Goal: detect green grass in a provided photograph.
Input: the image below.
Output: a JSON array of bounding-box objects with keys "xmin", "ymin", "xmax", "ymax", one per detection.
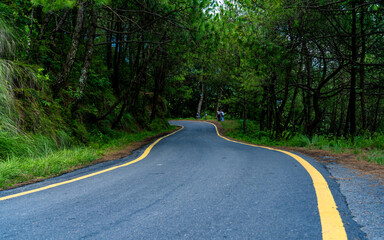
[
  {"xmin": 0, "ymin": 126, "xmax": 177, "ymax": 190},
  {"xmin": 0, "ymin": 148, "xmax": 99, "ymax": 188},
  {"xmin": 221, "ymin": 119, "xmax": 384, "ymax": 165}
]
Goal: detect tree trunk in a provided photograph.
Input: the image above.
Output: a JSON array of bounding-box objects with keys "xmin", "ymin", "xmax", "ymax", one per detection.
[
  {"xmin": 112, "ymin": 99, "xmax": 127, "ymax": 129},
  {"xmin": 330, "ymin": 98, "xmax": 338, "ymax": 134},
  {"xmin": 303, "ymin": 40, "xmax": 313, "ymax": 134},
  {"xmin": 275, "ymin": 67, "xmax": 291, "ymax": 138},
  {"xmin": 196, "ymin": 69, "xmax": 204, "ymax": 115},
  {"xmin": 260, "ymin": 85, "xmax": 267, "ymax": 131},
  {"xmin": 150, "ymin": 53, "xmax": 166, "ymax": 122},
  {"xmin": 337, "ymin": 102, "xmax": 344, "ymax": 137},
  {"xmin": 283, "ymin": 85, "xmax": 298, "ymax": 131},
  {"xmin": 243, "ymin": 99, "xmax": 247, "ymax": 134},
  {"xmin": 268, "ymin": 74, "xmax": 277, "ymax": 134},
  {"xmin": 372, "ymin": 95, "xmax": 381, "ymax": 131},
  {"xmin": 359, "ymin": 8, "xmax": 367, "ymax": 130},
  {"xmin": 307, "ymin": 90, "xmax": 322, "ymax": 136},
  {"xmin": 111, "ymin": 22, "xmax": 122, "ymax": 96},
  {"xmin": 76, "ymin": 3, "xmax": 98, "ymax": 102},
  {"xmin": 106, "ymin": 12, "xmax": 113, "ymax": 70},
  {"xmin": 216, "ymin": 86, "xmax": 223, "ymax": 113},
  {"xmin": 52, "ymin": 1, "xmax": 85, "ymax": 95},
  {"xmin": 344, "ymin": 1, "xmax": 357, "ymax": 137}
]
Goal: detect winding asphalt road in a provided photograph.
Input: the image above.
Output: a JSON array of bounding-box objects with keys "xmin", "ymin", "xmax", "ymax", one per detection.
[{"xmin": 0, "ymin": 121, "xmax": 366, "ymax": 239}]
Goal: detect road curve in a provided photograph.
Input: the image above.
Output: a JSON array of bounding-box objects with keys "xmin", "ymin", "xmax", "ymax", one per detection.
[{"xmin": 0, "ymin": 121, "xmax": 365, "ymax": 239}]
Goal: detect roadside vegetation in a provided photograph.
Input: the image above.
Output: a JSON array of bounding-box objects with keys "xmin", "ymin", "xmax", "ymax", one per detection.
[
  {"xmin": 180, "ymin": 115, "xmax": 384, "ymax": 165},
  {"xmin": 0, "ymin": 120, "xmax": 174, "ymax": 190},
  {"xmin": 220, "ymin": 120, "xmax": 384, "ymax": 165}
]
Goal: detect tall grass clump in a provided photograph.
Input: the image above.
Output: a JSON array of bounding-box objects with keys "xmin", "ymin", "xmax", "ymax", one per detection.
[
  {"xmin": 0, "ymin": 17, "xmax": 19, "ymax": 133},
  {"xmin": 0, "ymin": 17, "xmax": 80, "ymax": 188},
  {"xmin": 0, "ymin": 16, "xmax": 64, "ymax": 161}
]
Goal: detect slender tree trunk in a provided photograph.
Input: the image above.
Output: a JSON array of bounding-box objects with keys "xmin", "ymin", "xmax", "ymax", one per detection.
[
  {"xmin": 337, "ymin": 101, "xmax": 345, "ymax": 137},
  {"xmin": 111, "ymin": 22, "xmax": 122, "ymax": 96},
  {"xmin": 303, "ymin": 40, "xmax": 313, "ymax": 134},
  {"xmin": 112, "ymin": 100, "xmax": 127, "ymax": 129},
  {"xmin": 106, "ymin": 12, "xmax": 113, "ymax": 70},
  {"xmin": 260, "ymin": 85, "xmax": 267, "ymax": 131},
  {"xmin": 243, "ymin": 100, "xmax": 247, "ymax": 134},
  {"xmin": 52, "ymin": 1, "xmax": 85, "ymax": 94},
  {"xmin": 76, "ymin": 3, "xmax": 98, "ymax": 102},
  {"xmin": 151, "ymin": 69, "xmax": 161, "ymax": 122},
  {"xmin": 330, "ymin": 98, "xmax": 338, "ymax": 134},
  {"xmin": 344, "ymin": 1, "xmax": 357, "ymax": 137},
  {"xmin": 283, "ymin": 85, "xmax": 298, "ymax": 131},
  {"xmin": 359, "ymin": 8, "xmax": 367, "ymax": 130},
  {"xmin": 276, "ymin": 67, "xmax": 291, "ymax": 137},
  {"xmin": 150, "ymin": 53, "xmax": 166, "ymax": 122},
  {"xmin": 267, "ymin": 81, "xmax": 275, "ymax": 131},
  {"xmin": 307, "ymin": 90, "xmax": 322, "ymax": 136},
  {"xmin": 269, "ymin": 75, "xmax": 277, "ymax": 134},
  {"xmin": 372, "ymin": 95, "xmax": 381, "ymax": 131},
  {"xmin": 216, "ymin": 86, "xmax": 223, "ymax": 113},
  {"xmin": 196, "ymin": 68, "xmax": 204, "ymax": 115}
]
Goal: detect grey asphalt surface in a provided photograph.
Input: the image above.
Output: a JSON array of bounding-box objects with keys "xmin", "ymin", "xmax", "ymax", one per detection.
[{"xmin": 0, "ymin": 121, "xmax": 367, "ymax": 239}]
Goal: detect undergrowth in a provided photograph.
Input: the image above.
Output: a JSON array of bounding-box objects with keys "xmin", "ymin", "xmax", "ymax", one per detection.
[
  {"xmin": 0, "ymin": 122, "xmax": 175, "ymax": 190},
  {"xmin": 222, "ymin": 120, "xmax": 384, "ymax": 165}
]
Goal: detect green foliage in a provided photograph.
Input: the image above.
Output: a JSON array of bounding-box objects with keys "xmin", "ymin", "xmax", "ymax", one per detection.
[
  {"xmin": 286, "ymin": 134, "xmax": 311, "ymax": 147},
  {"xmin": 148, "ymin": 118, "xmax": 171, "ymax": 131},
  {"xmin": 31, "ymin": 0, "xmax": 109, "ymax": 12},
  {"xmin": 31, "ymin": 0, "xmax": 76, "ymax": 11},
  {"xmin": 0, "ymin": 126, "xmax": 175, "ymax": 189},
  {"xmin": 222, "ymin": 119, "xmax": 384, "ymax": 165}
]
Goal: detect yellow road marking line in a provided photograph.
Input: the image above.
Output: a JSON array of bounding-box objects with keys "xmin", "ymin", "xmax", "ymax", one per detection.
[
  {"xmin": 206, "ymin": 121, "xmax": 347, "ymax": 240},
  {"xmin": 0, "ymin": 127, "xmax": 184, "ymax": 201}
]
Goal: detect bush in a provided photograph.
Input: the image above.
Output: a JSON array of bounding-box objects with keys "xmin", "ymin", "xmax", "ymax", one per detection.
[
  {"xmin": 287, "ymin": 134, "xmax": 310, "ymax": 147},
  {"xmin": 148, "ymin": 118, "xmax": 170, "ymax": 131}
]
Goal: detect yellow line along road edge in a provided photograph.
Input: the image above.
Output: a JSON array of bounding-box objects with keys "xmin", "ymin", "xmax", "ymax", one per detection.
[
  {"xmin": 0, "ymin": 126, "xmax": 184, "ymax": 202},
  {"xmin": 206, "ymin": 121, "xmax": 347, "ymax": 240}
]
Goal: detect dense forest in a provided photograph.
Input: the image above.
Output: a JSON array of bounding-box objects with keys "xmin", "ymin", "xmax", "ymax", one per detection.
[{"xmin": 0, "ymin": 0, "xmax": 384, "ymax": 187}]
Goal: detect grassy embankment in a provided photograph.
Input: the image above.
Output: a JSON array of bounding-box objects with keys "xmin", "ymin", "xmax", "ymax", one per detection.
[
  {"xmin": 220, "ymin": 120, "xmax": 384, "ymax": 165},
  {"xmin": 0, "ymin": 122, "xmax": 176, "ymax": 190}
]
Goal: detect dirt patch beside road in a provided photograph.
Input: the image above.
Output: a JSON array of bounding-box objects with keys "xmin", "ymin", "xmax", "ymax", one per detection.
[
  {"xmin": 98, "ymin": 127, "xmax": 182, "ymax": 162},
  {"xmin": 275, "ymin": 147, "xmax": 384, "ymax": 183}
]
